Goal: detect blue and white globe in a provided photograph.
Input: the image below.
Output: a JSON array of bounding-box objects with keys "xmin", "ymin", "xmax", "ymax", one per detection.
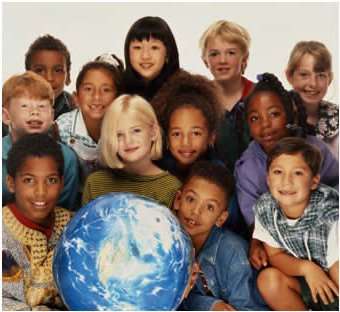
[{"xmin": 53, "ymin": 193, "xmax": 194, "ymax": 311}]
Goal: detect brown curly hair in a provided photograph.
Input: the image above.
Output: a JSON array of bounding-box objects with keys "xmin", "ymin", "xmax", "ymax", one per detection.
[{"xmin": 151, "ymin": 70, "xmax": 223, "ymax": 136}]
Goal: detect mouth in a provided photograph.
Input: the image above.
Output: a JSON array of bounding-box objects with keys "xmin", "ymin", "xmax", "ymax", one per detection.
[
  {"xmin": 279, "ymin": 190, "xmax": 296, "ymax": 196},
  {"xmin": 27, "ymin": 120, "xmax": 43, "ymax": 128},
  {"xmin": 184, "ymin": 217, "xmax": 200, "ymax": 228},
  {"xmin": 260, "ymin": 132, "xmax": 275, "ymax": 141},
  {"xmin": 303, "ymin": 89, "xmax": 319, "ymax": 97},
  {"xmin": 217, "ymin": 67, "xmax": 230, "ymax": 72},
  {"xmin": 178, "ymin": 150, "xmax": 196, "ymax": 158},
  {"xmin": 90, "ymin": 105, "xmax": 106, "ymax": 112},
  {"xmin": 31, "ymin": 201, "xmax": 48, "ymax": 209},
  {"xmin": 124, "ymin": 147, "xmax": 139, "ymax": 153},
  {"xmin": 140, "ymin": 63, "xmax": 153, "ymax": 69}
]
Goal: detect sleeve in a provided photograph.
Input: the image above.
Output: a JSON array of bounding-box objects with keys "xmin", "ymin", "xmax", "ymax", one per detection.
[
  {"xmin": 327, "ymin": 220, "xmax": 339, "ymax": 268},
  {"xmin": 218, "ymin": 241, "xmax": 268, "ymax": 311},
  {"xmin": 314, "ymin": 136, "xmax": 339, "ymax": 189},
  {"xmin": 234, "ymin": 162, "xmax": 262, "ymax": 227},
  {"xmin": 81, "ymin": 176, "xmax": 93, "ymax": 206},
  {"xmin": 181, "ymin": 285, "xmax": 223, "ymax": 311},
  {"xmin": 253, "ymin": 216, "xmax": 280, "ymax": 248},
  {"xmin": 59, "ymin": 144, "xmax": 79, "ymax": 211}
]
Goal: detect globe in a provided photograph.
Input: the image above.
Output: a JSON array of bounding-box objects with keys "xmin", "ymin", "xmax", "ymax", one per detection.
[{"xmin": 53, "ymin": 193, "xmax": 194, "ymax": 311}]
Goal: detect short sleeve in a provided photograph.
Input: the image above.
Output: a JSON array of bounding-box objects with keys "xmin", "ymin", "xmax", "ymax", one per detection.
[
  {"xmin": 253, "ymin": 216, "xmax": 280, "ymax": 248},
  {"xmin": 327, "ymin": 220, "xmax": 339, "ymax": 268}
]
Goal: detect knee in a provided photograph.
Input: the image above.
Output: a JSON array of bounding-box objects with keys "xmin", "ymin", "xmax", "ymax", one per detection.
[{"xmin": 257, "ymin": 267, "xmax": 284, "ymax": 297}]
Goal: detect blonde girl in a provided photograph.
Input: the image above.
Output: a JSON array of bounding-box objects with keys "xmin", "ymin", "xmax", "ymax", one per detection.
[
  {"xmin": 286, "ymin": 41, "xmax": 338, "ymax": 159},
  {"xmin": 82, "ymin": 94, "xmax": 181, "ymax": 208}
]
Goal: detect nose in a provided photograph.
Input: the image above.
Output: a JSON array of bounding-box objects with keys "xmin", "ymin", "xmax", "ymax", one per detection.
[
  {"xmin": 124, "ymin": 133, "xmax": 133, "ymax": 145},
  {"xmin": 181, "ymin": 133, "xmax": 191, "ymax": 146},
  {"xmin": 308, "ymin": 74, "xmax": 317, "ymax": 87},
  {"xmin": 45, "ymin": 69, "xmax": 54, "ymax": 82},
  {"xmin": 282, "ymin": 173, "xmax": 293, "ymax": 185},
  {"xmin": 141, "ymin": 46, "xmax": 150, "ymax": 59},
  {"xmin": 219, "ymin": 53, "xmax": 227, "ymax": 63},
  {"xmin": 34, "ymin": 181, "xmax": 47, "ymax": 197},
  {"xmin": 260, "ymin": 116, "xmax": 271, "ymax": 129},
  {"xmin": 93, "ymin": 89, "xmax": 101, "ymax": 100},
  {"xmin": 191, "ymin": 203, "xmax": 202, "ymax": 216},
  {"xmin": 29, "ymin": 105, "xmax": 39, "ymax": 116}
]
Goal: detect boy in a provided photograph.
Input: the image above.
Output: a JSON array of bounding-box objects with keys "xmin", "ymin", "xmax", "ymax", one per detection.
[
  {"xmin": 25, "ymin": 34, "xmax": 75, "ymax": 119},
  {"xmin": 254, "ymin": 137, "xmax": 339, "ymax": 310},
  {"xmin": 2, "ymin": 71, "xmax": 78, "ymax": 210},
  {"xmin": 199, "ymin": 20, "xmax": 253, "ymax": 171},
  {"xmin": 2, "ymin": 133, "xmax": 73, "ymax": 310},
  {"xmin": 175, "ymin": 161, "xmax": 268, "ymax": 311}
]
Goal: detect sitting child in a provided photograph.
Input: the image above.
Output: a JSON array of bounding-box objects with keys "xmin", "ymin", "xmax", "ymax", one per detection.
[
  {"xmin": 25, "ymin": 34, "xmax": 75, "ymax": 119},
  {"xmin": 2, "ymin": 71, "xmax": 78, "ymax": 210},
  {"xmin": 175, "ymin": 161, "xmax": 268, "ymax": 311},
  {"xmin": 2, "ymin": 133, "xmax": 73, "ymax": 310},
  {"xmin": 254, "ymin": 137, "xmax": 339, "ymax": 311}
]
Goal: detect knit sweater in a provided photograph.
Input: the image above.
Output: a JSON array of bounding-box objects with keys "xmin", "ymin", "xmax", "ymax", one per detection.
[{"xmin": 2, "ymin": 206, "xmax": 72, "ymax": 310}]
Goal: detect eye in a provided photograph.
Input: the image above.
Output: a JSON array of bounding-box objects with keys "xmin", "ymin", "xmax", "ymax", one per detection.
[
  {"xmin": 23, "ymin": 177, "xmax": 34, "ymax": 184},
  {"xmin": 54, "ymin": 67, "xmax": 65, "ymax": 74},
  {"xmin": 269, "ymin": 111, "xmax": 281, "ymax": 118},
  {"xmin": 170, "ymin": 130, "xmax": 181, "ymax": 137},
  {"xmin": 293, "ymin": 170, "xmax": 303, "ymax": 176},
  {"xmin": 228, "ymin": 50, "xmax": 237, "ymax": 56},
  {"xmin": 33, "ymin": 67, "xmax": 44, "ymax": 74},
  {"xmin": 21, "ymin": 103, "xmax": 28, "ymax": 108},
  {"xmin": 298, "ymin": 72, "xmax": 309, "ymax": 79},
  {"xmin": 248, "ymin": 115, "xmax": 259, "ymax": 123},
  {"xmin": 117, "ymin": 132, "xmax": 124, "ymax": 138},
  {"xmin": 206, "ymin": 203, "xmax": 215, "ymax": 212},
  {"xmin": 185, "ymin": 195, "xmax": 195, "ymax": 204},
  {"xmin": 317, "ymin": 72, "xmax": 328, "ymax": 80},
  {"xmin": 102, "ymin": 87, "xmax": 113, "ymax": 93},
  {"xmin": 82, "ymin": 85, "xmax": 93, "ymax": 92},
  {"xmin": 151, "ymin": 45, "xmax": 160, "ymax": 50},
  {"xmin": 208, "ymin": 51, "xmax": 219, "ymax": 58},
  {"xmin": 133, "ymin": 128, "xmax": 142, "ymax": 134},
  {"xmin": 191, "ymin": 130, "xmax": 202, "ymax": 136},
  {"xmin": 46, "ymin": 176, "xmax": 59, "ymax": 184},
  {"xmin": 272, "ymin": 169, "xmax": 282, "ymax": 175}
]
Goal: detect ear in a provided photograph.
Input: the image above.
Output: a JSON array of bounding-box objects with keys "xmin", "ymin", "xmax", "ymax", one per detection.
[
  {"xmin": 150, "ymin": 123, "xmax": 159, "ymax": 142},
  {"xmin": 208, "ymin": 131, "xmax": 217, "ymax": 145},
  {"xmin": 6, "ymin": 175, "xmax": 15, "ymax": 193},
  {"xmin": 65, "ymin": 72, "xmax": 71, "ymax": 86},
  {"xmin": 72, "ymin": 91, "xmax": 81, "ymax": 108},
  {"xmin": 203, "ymin": 57, "xmax": 209, "ymax": 69},
  {"xmin": 328, "ymin": 72, "xmax": 333, "ymax": 85},
  {"xmin": 215, "ymin": 210, "xmax": 228, "ymax": 227},
  {"xmin": 173, "ymin": 190, "xmax": 182, "ymax": 211},
  {"xmin": 310, "ymin": 173, "xmax": 320, "ymax": 191},
  {"xmin": 2, "ymin": 107, "xmax": 12, "ymax": 126}
]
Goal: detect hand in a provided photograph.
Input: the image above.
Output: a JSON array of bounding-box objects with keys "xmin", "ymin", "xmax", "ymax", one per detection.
[
  {"xmin": 302, "ymin": 261, "xmax": 339, "ymax": 305},
  {"xmin": 249, "ymin": 239, "xmax": 268, "ymax": 270},
  {"xmin": 212, "ymin": 301, "xmax": 236, "ymax": 311}
]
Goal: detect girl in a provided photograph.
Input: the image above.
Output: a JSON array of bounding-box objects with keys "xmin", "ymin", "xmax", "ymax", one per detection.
[
  {"xmin": 123, "ymin": 16, "xmax": 180, "ymax": 101},
  {"xmin": 286, "ymin": 41, "xmax": 338, "ymax": 159},
  {"xmin": 56, "ymin": 55, "xmax": 124, "ymax": 200},
  {"xmin": 152, "ymin": 70, "xmax": 248, "ymax": 238},
  {"xmin": 234, "ymin": 73, "xmax": 339, "ymax": 269},
  {"xmin": 82, "ymin": 94, "xmax": 181, "ymax": 209},
  {"xmin": 199, "ymin": 20, "xmax": 254, "ymax": 170}
]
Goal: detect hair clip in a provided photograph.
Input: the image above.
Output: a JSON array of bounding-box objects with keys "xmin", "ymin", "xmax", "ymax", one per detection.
[
  {"xmin": 96, "ymin": 53, "xmax": 119, "ymax": 67},
  {"xmin": 286, "ymin": 123, "xmax": 303, "ymax": 136},
  {"xmin": 256, "ymin": 74, "xmax": 263, "ymax": 81}
]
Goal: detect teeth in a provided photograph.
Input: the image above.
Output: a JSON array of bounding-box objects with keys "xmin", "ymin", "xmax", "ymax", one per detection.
[
  {"xmin": 188, "ymin": 219, "xmax": 197, "ymax": 225},
  {"xmin": 33, "ymin": 201, "xmax": 46, "ymax": 206}
]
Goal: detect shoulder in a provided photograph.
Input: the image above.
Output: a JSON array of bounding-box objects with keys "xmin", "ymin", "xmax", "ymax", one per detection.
[
  {"xmin": 58, "ymin": 141, "xmax": 77, "ymax": 159},
  {"xmin": 87, "ymin": 169, "xmax": 112, "ymax": 182},
  {"xmin": 2, "ymin": 135, "xmax": 13, "ymax": 158},
  {"xmin": 253, "ymin": 192, "xmax": 276, "ymax": 214},
  {"xmin": 235, "ymin": 142, "xmax": 265, "ymax": 174}
]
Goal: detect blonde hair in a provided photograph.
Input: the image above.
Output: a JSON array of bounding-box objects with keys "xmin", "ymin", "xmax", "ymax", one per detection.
[
  {"xmin": 99, "ymin": 94, "xmax": 163, "ymax": 169},
  {"xmin": 2, "ymin": 71, "xmax": 54, "ymax": 109},
  {"xmin": 199, "ymin": 20, "xmax": 251, "ymax": 60},
  {"xmin": 286, "ymin": 41, "xmax": 332, "ymax": 77}
]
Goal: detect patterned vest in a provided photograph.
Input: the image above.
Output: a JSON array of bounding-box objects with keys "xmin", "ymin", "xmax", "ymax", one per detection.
[{"xmin": 254, "ymin": 184, "xmax": 338, "ymax": 270}]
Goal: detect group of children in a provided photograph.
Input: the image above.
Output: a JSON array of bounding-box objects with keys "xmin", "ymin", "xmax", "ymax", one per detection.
[{"xmin": 2, "ymin": 15, "xmax": 339, "ymax": 311}]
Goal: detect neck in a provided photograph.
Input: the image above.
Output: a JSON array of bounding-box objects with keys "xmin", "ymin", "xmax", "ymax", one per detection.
[
  {"xmin": 192, "ymin": 233, "xmax": 208, "ymax": 255},
  {"xmin": 123, "ymin": 159, "xmax": 163, "ymax": 176},
  {"xmin": 304, "ymin": 103, "xmax": 320, "ymax": 126}
]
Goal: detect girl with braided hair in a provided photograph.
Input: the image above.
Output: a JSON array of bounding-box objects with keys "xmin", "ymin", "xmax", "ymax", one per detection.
[{"xmin": 234, "ymin": 73, "xmax": 339, "ymax": 269}]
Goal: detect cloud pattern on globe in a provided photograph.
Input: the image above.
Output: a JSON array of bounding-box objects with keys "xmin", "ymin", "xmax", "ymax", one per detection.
[{"xmin": 53, "ymin": 193, "xmax": 194, "ymax": 311}]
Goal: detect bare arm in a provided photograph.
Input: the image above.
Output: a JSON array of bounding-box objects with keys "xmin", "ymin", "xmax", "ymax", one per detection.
[
  {"xmin": 264, "ymin": 243, "xmax": 339, "ymax": 304},
  {"xmin": 329, "ymin": 261, "xmax": 339, "ymax": 287}
]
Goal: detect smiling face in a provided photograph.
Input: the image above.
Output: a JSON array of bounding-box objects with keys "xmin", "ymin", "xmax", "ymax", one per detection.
[
  {"xmin": 30, "ymin": 50, "xmax": 70, "ymax": 98},
  {"xmin": 267, "ymin": 153, "xmax": 320, "ymax": 219},
  {"xmin": 76, "ymin": 68, "xmax": 117, "ymax": 123},
  {"xmin": 6, "ymin": 156, "xmax": 64, "ymax": 226},
  {"xmin": 246, "ymin": 91, "xmax": 289, "ymax": 153},
  {"xmin": 116, "ymin": 112, "xmax": 157, "ymax": 167},
  {"xmin": 287, "ymin": 53, "xmax": 332, "ymax": 109},
  {"xmin": 168, "ymin": 106, "xmax": 215, "ymax": 166},
  {"xmin": 174, "ymin": 176, "xmax": 228, "ymax": 251},
  {"xmin": 203, "ymin": 35, "xmax": 248, "ymax": 83},
  {"xmin": 2, "ymin": 97, "xmax": 53, "ymax": 142},
  {"xmin": 129, "ymin": 37, "xmax": 167, "ymax": 81}
]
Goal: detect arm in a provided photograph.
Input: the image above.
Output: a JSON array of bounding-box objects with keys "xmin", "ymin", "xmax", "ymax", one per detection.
[
  {"xmin": 329, "ymin": 261, "xmax": 339, "ymax": 287},
  {"xmin": 264, "ymin": 243, "xmax": 339, "ymax": 304}
]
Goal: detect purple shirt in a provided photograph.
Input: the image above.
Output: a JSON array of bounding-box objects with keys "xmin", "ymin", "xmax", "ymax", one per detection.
[{"xmin": 234, "ymin": 135, "xmax": 339, "ymax": 227}]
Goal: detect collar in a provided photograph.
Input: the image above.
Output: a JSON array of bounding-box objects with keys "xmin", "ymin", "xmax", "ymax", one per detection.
[
  {"xmin": 8, "ymin": 202, "xmax": 54, "ymax": 238},
  {"xmin": 72, "ymin": 109, "xmax": 98, "ymax": 146},
  {"xmin": 241, "ymin": 76, "xmax": 254, "ymax": 99}
]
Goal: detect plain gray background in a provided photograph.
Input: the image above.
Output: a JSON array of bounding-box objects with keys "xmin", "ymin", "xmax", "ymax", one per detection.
[{"xmin": 2, "ymin": 2, "xmax": 339, "ymax": 102}]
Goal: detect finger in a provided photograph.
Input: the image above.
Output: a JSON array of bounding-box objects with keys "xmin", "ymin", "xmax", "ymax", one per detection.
[
  {"xmin": 311, "ymin": 288, "xmax": 318, "ymax": 304},
  {"xmin": 323, "ymin": 285, "xmax": 335, "ymax": 303},
  {"xmin": 327, "ymin": 280, "xmax": 339, "ymax": 297},
  {"xmin": 250, "ymin": 258, "xmax": 260, "ymax": 270},
  {"xmin": 260, "ymin": 251, "xmax": 268, "ymax": 267},
  {"xmin": 317, "ymin": 288, "xmax": 329, "ymax": 305}
]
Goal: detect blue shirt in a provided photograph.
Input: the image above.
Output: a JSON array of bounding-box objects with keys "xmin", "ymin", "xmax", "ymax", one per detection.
[
  {"xmin": 181, "ymin": 226, "xmax": 268, "ymax": 311},
  {"xmin": 2, "ymin": 134, "xmax": 79, "ymax": 211}
]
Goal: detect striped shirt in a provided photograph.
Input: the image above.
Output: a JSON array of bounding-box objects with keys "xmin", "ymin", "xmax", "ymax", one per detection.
[{"xmin": 82, "ymin": 168, "xmax": 182, "ymax": 209}]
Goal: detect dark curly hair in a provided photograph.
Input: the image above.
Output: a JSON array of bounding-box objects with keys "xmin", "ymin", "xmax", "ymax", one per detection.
[
  {"xmin": 244, "ymin": 72, "xmax": 314, "ymax": 138},
  {"xmin": 25, "ymin": 34, "xmax": 71, "ymax": 73},
  {"xmin": 6, "ymin": 133, "xmax": 64, "ymax": 178},
  {"xmin": 151, "ymin": 70, "xmax": 223, "ymax": 136}
]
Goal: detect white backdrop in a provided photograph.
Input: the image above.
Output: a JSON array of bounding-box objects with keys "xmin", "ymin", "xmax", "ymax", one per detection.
[{"xmin": 2, "ymin": 2, "xmax": 339, "ymax": 102}]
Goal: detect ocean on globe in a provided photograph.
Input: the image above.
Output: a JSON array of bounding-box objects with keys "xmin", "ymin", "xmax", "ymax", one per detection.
[{"xmin": 53, "ymin": 193, "xmax": 194, "ymax": 311}]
